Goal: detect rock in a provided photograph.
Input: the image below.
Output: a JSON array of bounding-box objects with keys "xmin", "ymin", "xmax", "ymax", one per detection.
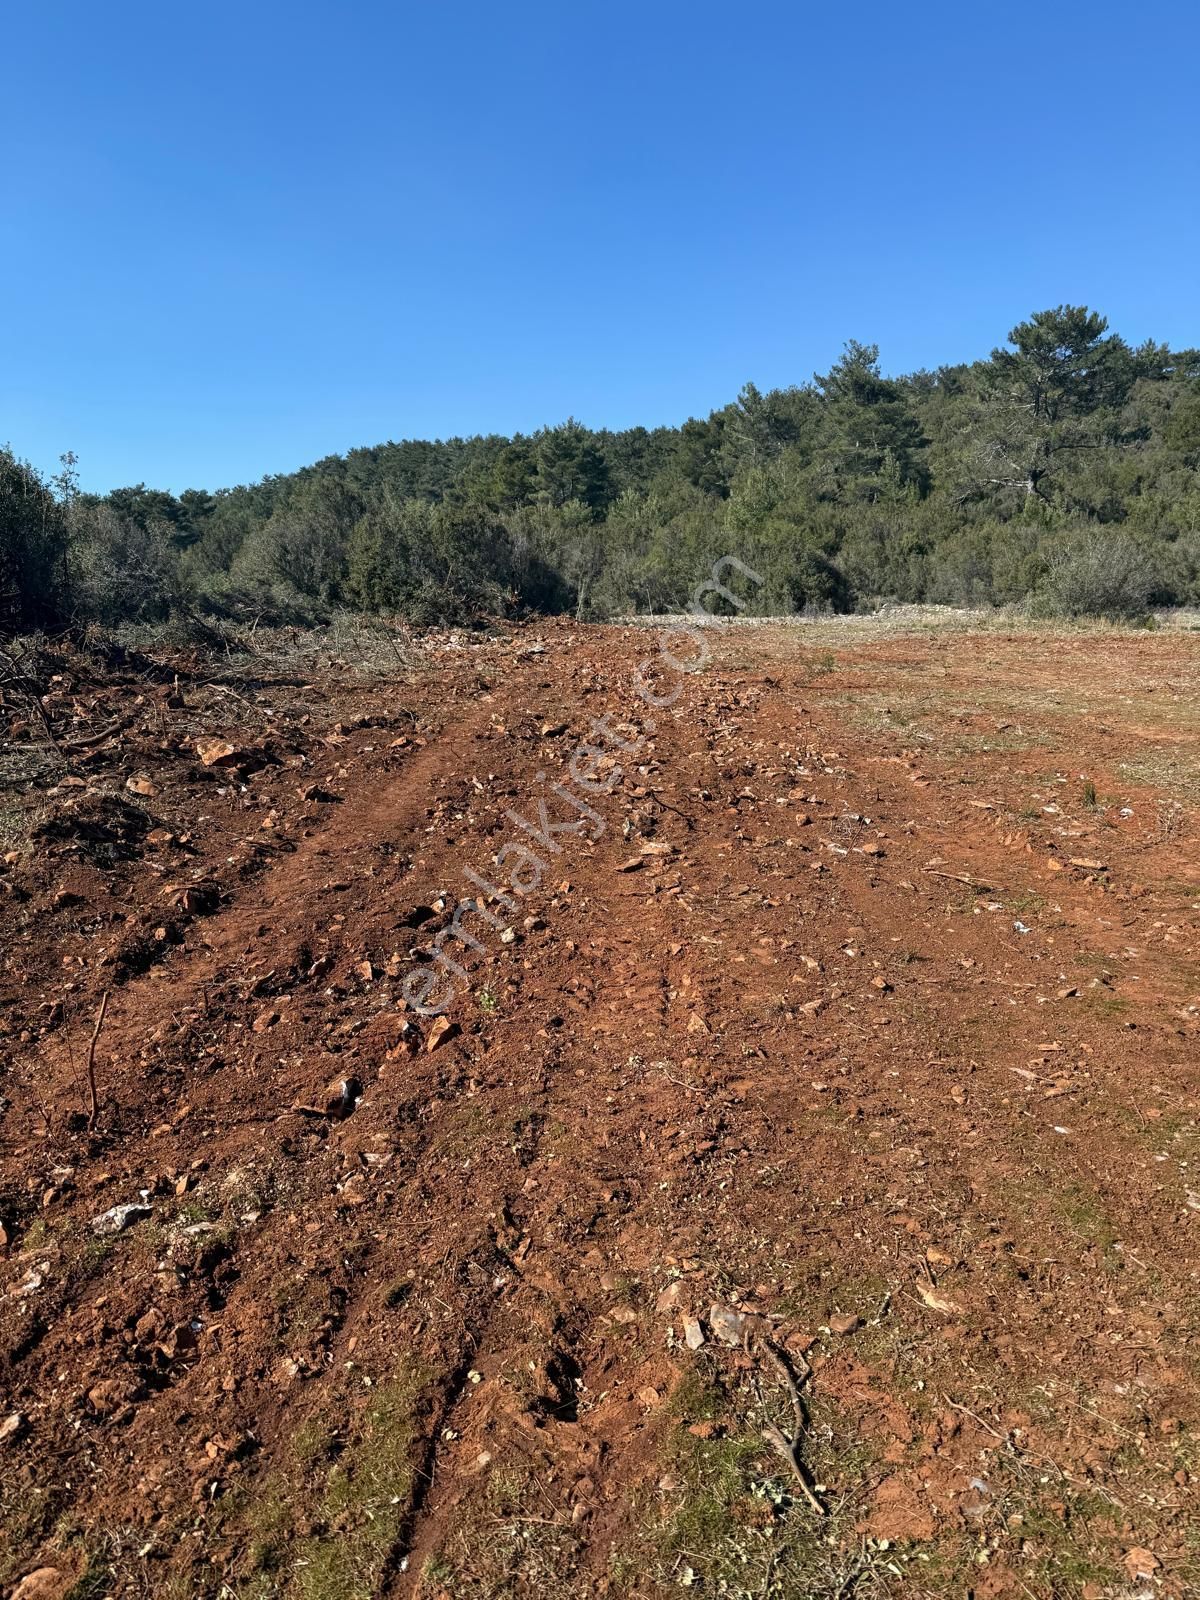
[
  {"xmin": 829, "ymin": 1311, "xmax": 860, "ymax": 1336},
  {"xmin": 384, "ymin": 1021, "xmax": 416, "ymax": 1060},
  {"xmin": 251, "ymin": 1010, "xmax": 279, "ymax": 1033},
  {"xmin": 91, "ymin": 1202, "xmax": 151, "ymax": 1237},
  {"xmin": 10, "ymin": 1569, "xmax": 68, "ymax": 1600},
  {"xmin": 682, "ymin": 1315, "xmax": 705, "ymax": 1350},
  {"xmin": 322, "ymin": 1076, "xmax": 361, "ymax": 1120},
  {"xmin": 916, "ymin": 1282, "xmax": 963, "ymax": 1315},
  {"xmin": 86, "ymin": 1377, "xmax": 137, "ymax": 1416},
  {"xmin": 425, "ymin": 1016, "xmax": 457, "ymax": 1053},
  {"xmin": 134, "ymin": 1308, "xmax": 163, "ymax": 1342},
  {"xmin": 0, "ymin": 1411, "xmax": 26, "ymax": 1445},
  {"xmin": 708, "ymin": 1303, "xmax": 748, "ymax": 1346},
  {"xmin": 656, "ymin": 1280, "xmax": 687, "ymax": 1315},
  {"xmin": 1123, "ymin": 1547, "xmax": 1159, "ymax": 1583},
  {"xmin": 196, "ymin": 739, "xmax": 240, "ymax": 767}
]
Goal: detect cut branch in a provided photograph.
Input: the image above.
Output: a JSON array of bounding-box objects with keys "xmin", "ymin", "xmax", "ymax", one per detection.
[
  {"xmin": 757, "ymin": 1338, "xmax": 825, "ymax": 1516},
  {"xmin": 85, "ymin": 990, "xmax": 110, "ymax": 1130}
]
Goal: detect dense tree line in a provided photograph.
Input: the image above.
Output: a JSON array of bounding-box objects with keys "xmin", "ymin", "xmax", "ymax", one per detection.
[{"xmin": 4, "ymin": 306, "xmax": 1199, "ymax": 631}]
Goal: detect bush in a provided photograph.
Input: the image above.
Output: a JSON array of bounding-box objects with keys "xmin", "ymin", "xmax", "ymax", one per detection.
[
  {"xmin": 68, "ymin": 501, "xmax": 189, "ymax": 623},
  {"xmin": 0, "ymin": 450, "xmax": 68, "ymax": 626},
  {"xmin": 1040, "ymin": 531, "xmax": 1154, "ymax": 621}
]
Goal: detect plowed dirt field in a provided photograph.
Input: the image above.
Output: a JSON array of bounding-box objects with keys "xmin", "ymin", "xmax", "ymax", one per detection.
[{"xmin": 2, "ymin": 616, "xmax": 1198, "ymax": 1598}]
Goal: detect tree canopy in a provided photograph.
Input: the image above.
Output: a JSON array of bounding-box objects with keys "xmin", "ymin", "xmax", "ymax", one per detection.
[{"xmin": 6, "ymin": 305, "xmax": 1199, "ymax": 630}]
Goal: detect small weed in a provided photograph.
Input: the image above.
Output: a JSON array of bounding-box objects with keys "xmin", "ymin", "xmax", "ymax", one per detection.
[
  {"xmin": 669, "ymin": 1367, "xmax": 726, "ymax": 1424},
  {"xmin": 80, "ymin": 1235, "xmax": 116, "ymax": 1271},
  {"xmin": 1085, "ymin": 991, "xmax": 1130, "ymax": 1020},
  {"xmin": 21, "ymin": 1216, "xmax": 50, "ymax": 1250},
  {"xmin": 1008, "ymin": 890, "xmax": 1046, "ymax": 915},
  {"xmin": 61, "ymin": 1562, "xmax": 110, "ymax": 1600},
  {"xmin": 173, "ymin": 1197, "xmax": 217, "ymax": 1228},
  {"xmin": 1054, "ymin": 1181, "xmax": 1119, "ymax": 1254}
]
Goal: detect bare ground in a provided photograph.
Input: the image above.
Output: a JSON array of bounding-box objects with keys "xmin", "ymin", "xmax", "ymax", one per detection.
[{"xmin": 1, "ymin": 615, "xmax": 1198, "ymax": 1599}]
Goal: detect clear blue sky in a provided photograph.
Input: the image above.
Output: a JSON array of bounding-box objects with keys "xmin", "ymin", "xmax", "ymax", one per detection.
[{"xmin": 3, "ymin": 0, "xmax": 1197, "ymax": 494}]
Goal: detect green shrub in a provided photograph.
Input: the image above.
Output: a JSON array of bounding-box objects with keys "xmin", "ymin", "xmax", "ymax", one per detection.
[{"xmin": 1040, "ymin": 531, "xmax": 1154, "ymax": 621}]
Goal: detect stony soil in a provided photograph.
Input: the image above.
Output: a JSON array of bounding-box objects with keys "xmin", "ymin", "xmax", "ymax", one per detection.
[{"xmin": 1, "ymin": 616, "xmax": 1198, "ymax": 1599}]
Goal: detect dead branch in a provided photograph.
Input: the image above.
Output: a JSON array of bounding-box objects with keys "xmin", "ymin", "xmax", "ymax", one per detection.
[
  {"xmin": 205, "ymin": 682, "xmax": 274, "ymax": 721},
  {"xmin": 0, "ymin": 645, "xmax": 64, "ymax": 754},
  {"xmin": 60, "ymin": 717, "xmax": 130, "ymax": 752},
  {"xmin": 85, "ymin": 990, "xmax": 110, "ymax": 1130},
  {"xmin": 922, "ymin": 868, "xmax": 992, "ymax": 889},
  {"xmin": 645, "ymin": 788, "xmax": 695, "ymax": 830},
  {"xmin": 757, "ymin": 1338, "xmax": 825, "ymax": 1516}
]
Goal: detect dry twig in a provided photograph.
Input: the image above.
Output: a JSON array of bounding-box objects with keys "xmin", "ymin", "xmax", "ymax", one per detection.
[
  {"xmin": 922, "ymin": 867, "xmax": 992, "ymax": 889},
  {"xmin": 757, "ymin": 1338, "xmax": 825, "ymax": 1516},
  {"xmin": 60, "ymin": 717, "xmax": 131, "ymax": 752},
  {"xmin": 85, "ymin": 990, "xmax": 110, "ymax": 1130}
]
